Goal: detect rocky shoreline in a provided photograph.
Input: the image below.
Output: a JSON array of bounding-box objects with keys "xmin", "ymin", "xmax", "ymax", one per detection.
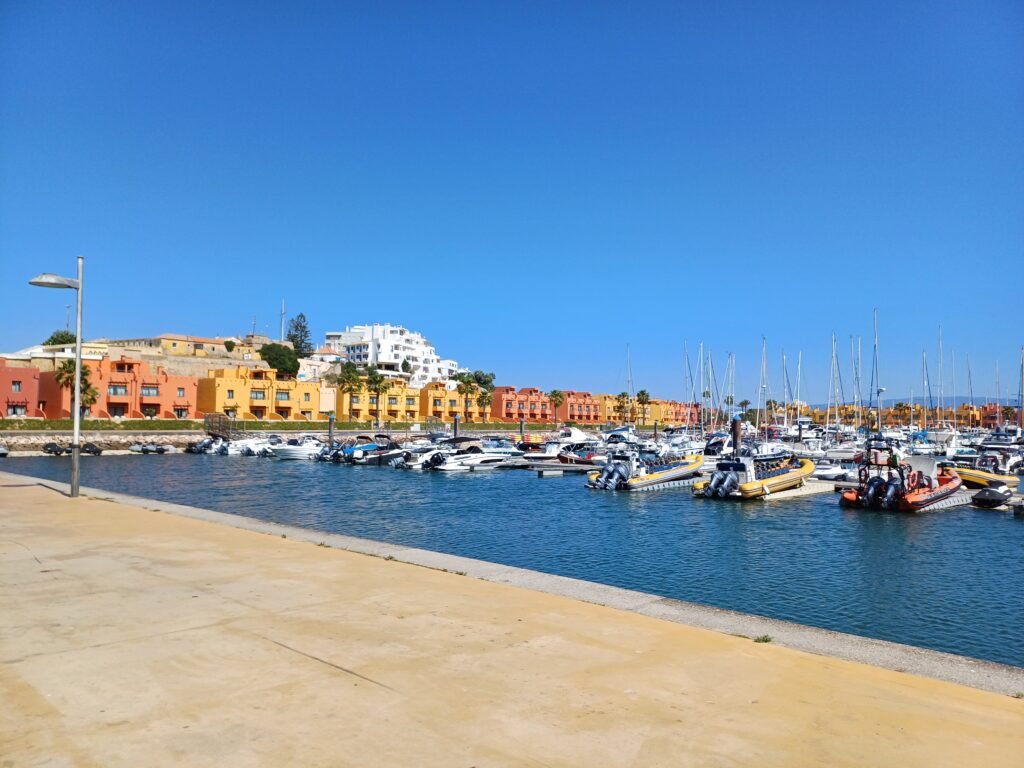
[{"xmin": 0, "ymin": 432, "xmax": 205, "ymax": 453}]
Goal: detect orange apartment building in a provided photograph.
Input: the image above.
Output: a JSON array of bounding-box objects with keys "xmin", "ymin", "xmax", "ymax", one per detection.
[
  {"xmin": 490, "ymin": 386, "xmax": 553, "ymax": 423},
  {"xmin": 38, "ymin": 355, "xmax": 200, "ymax": 419},
  {"xmin": 0, "ymin": 359, "xmax": 43, "ymax": 418},
  {"xmin": 551, "ymin": 390, "xmax": 601, "ymax": 424}
]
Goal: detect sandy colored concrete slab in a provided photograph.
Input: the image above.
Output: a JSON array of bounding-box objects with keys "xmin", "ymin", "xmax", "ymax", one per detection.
[{"xmin": 1, "ymin": 478, "xmax": 1022, "ymax": 767}]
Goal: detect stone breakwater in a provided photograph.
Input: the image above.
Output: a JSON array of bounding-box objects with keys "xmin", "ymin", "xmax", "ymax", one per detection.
[{"xmin": 0, "ymin": 432, "xmax": 205, "ymax": 453}]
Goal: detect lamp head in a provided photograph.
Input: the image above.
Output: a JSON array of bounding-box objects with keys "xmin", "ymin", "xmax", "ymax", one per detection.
[{"xmin": 29, "ymin": 273, "xmax": 79, "ymax": 290}]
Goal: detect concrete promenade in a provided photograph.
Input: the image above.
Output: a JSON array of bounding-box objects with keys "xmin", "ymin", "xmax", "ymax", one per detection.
[{"xmin": 1, "ymin": 473, "xmax": 1022, "ymax": 766}]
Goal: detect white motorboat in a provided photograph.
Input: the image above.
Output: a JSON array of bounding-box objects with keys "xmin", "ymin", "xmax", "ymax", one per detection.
[
  {"xmin": 269, "ymin": 436, "xmax": 323, "ymax": 460},
  {"xmin": 812, "ymin": 460, "xmax": 848, "ymax": 481}
]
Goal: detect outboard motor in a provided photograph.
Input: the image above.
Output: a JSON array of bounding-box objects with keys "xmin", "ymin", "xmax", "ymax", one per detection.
[
  {"xmin": 863, "ymin": 475, "xmax": 886, "ymax": 508},
  {"xmin": 716, "ymin": 470, "xmax": 739, "ymax": 498},
  {"xmin": 707, "ymin": 470, "xmax": 725, "ymax": 496},
  {"xmin": 592, "ymin": 462, "xmax": 615, "ymax": 488},
  {"xmin": 882, "ymin": 475, "xmax": 904, "ymax": 510},
  {"xmin": 424, "ymin": 452, "xmax": 446, "ymax": 470},
  {"xmin": 604, "ymin": 461, "xmax": 629, "ymax": 490}
]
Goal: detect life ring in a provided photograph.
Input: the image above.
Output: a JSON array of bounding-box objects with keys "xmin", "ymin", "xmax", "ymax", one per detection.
[
  {"xmin": 858, "ymin": 466, "xmax": 868, "ymax": 484},
  {"xmin": 908, "ymin": 470, "xmax": 919, "ymax": 489}
]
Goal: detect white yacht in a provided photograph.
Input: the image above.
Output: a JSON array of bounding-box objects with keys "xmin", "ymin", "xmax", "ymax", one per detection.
[{"xmin": 268, "ymin": 436, "xmax": 324, "ymax": 460}]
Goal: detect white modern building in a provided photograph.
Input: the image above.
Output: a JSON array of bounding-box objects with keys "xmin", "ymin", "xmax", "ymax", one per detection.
[{"xmin": 324, "ymin": 324, "xmax": 460, "ymax": 388}]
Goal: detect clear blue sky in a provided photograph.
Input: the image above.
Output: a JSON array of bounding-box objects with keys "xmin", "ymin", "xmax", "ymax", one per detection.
[{"xmin": 2, "ymin": 1, "xmax": 1021, "ymax": 405}]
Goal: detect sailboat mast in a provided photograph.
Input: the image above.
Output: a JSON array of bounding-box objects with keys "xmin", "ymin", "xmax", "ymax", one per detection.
[
  {"xmin": 966, "ymin": 355, "xmax": 974, "ymax": 428},
  {"xmin": 871, "ymin": 309, "xmax": 882, "ymax": 432},
  {"xmin": 938, "ymin": 327, "xmax": 944, "ymax": 425},
  {"xmin": 1018, "ymin": 347, "xmax": 1024, "ymax": 431},
  {"xmin": 996, "ymin": 360, "xmax": 1001, "ymax": 426},
  {"xmin": 951, "ymin": 350, "xmax": 957, "ymax": 431},
  {"xmin": 698, "ymin": 342, "xmax": 705, "ymax": 432},
  {"xmin": 781, "ymin": 350, "xmax": 788, "ymax": 428}
]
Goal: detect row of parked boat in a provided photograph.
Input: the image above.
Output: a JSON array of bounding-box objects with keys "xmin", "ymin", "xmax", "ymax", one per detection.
[{"xmin": 185, "ymin": 422, "xmax": 1024, "ymax": 511}]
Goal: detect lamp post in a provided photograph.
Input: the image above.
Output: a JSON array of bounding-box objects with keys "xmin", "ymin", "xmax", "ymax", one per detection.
[{"xmin": 30, "ymin": 257, "xmax": 84, "ymax": 497}]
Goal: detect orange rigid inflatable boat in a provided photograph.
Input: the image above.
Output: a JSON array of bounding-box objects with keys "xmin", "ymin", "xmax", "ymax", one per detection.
[{"xmin": 898, "ymin": 464, "xmax": 963, "ymax": 512}]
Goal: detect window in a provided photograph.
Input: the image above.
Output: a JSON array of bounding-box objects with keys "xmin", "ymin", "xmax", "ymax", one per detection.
[
  {"xmin": 518, "ymin": 403, "xmax": 525, "ymax": 410},
  {"xmin": 301, "ymin": 411, "xmax": 312, "ymax": 419},
  {"xmin": 7, "ymin": 405, "xmax": 26, "ymax": 417},
  {"xmin": 194, "ymin": 343, "xmax": 204, "ymax": 350},
  {"xmin": 172, "ymin": 342, "xmax": 177, "ymax": 348},
  {"xmin": 108, "ymin": 384, "xmax": 128, "ymax": 396},
  {"xmin": 177, "ymin": 387, "xmax": 185, "ymax": 397},
  {"xmin": 351, "ymin": 395, "xmax": 360, "ymax": 404},
  {"xmin": 276, "ymin": 392, "xmax": 290, "ymax": 401},
  {"xmin": 226, "ymin": 389, "xmax": 235, "ymax": 399},
  {"xmin": 369, "ymin": 396, "xmax": 378, "ymax": 405},
  {"xmin": 141, "ymin": 406, "xmax": 158, "ymax": 419},
  {"xmin": 388, "ymin": 396, "xmax": 398, "ymax": 405},
  {"xmin": 251, "ymin": 390, "xmax": 266, "ymax": 400},
  {"xmin": 406, "ymin": 397, "xmax": 416, "ymax": 406},
  {"xmin": 173, "ymin": 408, "xmax": 188, "ymax": 419},
  {"xmin": 304, "ymin": 393, "xmax": 310, "ymax": 402},
  {"xmin": 141, "ymin": 386, "xmax": 159, "ymax": 397},
  {"xmin": 530, "ymin": 404, "xmax": 536, "ymax": 411},
  {"xmin": 448, "ymin": 399, "xmax": 456, "ymax": 408},
  {"xmin": 110, "ymin": 405, "xmax": 127, "ymax": 418},
  {"xmin": 433, "ymin": 399, "xmax": 441, "ymax": 407},
  {"xmin": 11, "ymin": 381, "xmax": 21, "ymax": 393}
]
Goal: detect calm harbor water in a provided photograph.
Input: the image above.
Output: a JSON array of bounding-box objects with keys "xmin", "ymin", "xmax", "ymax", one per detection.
[{"xmin": 6, "ymin": 454, "xmax": 1023, "ymax": 667}]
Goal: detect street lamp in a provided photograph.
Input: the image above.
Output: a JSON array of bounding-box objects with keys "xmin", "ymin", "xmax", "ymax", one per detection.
[{"xmin": 30, "ymin": 257, "xmax": 84, "ymax": 497}]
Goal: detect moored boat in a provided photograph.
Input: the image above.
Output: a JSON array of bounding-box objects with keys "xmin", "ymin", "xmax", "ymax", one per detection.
[
  {"xmin": 971, "ymin": 481, "xmax": 1013, "ymax": 509},
  {"xmin": 839, "ymin": 436, "xmax": 963, "ymax": 512},
  {"xmin": 692, "ymin": 454, "xmax": 814, "ymax": 499},
  {"xmin": 587, "ymin": 453, "xmax": 703, "ymax": 491}
]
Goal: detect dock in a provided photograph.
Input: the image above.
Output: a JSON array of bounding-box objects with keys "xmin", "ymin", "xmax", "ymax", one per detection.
[{"xmin": 760, "ymin": 478, "xmax": 835, "ymax": 500}]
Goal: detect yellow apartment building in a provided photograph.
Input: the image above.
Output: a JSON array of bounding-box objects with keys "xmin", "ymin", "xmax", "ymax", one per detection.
[
  {"xmin": 198, "ymin": 367, "xmax": 324, "ymax": 421},
  {"xmin": 335, "ymin": 379, "xmax": 421, "ymax": 424},
  {"xmin": 594, "ymin": 393, "xmax": 633, "ymax": 424},
  {"xmin": 418, "ymin": 381, "xmax": 484, "ymax": 423}
]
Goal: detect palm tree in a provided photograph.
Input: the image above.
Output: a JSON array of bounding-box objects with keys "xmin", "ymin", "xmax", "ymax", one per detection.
[
  {"xmin": 635, "ymin": 390, "xmax": 650, "ymax": 427},
  {"xmin": 454, "ymin": 373, "xmax": 478, "ymax": 423},
  {"xmin": 547, "ymin": 389, "xmax": 565, "ymax": 427},
  {"xmin": 615, "ymin": 391, "xmax": 631, "ymax": 424},
  {"xmin": 364, "ymin": 365, "xmax": 392, "ymax": 428},
  {"xmin": 476, "ymin": 390, "xmax": 493, "ymax": 423},
  {"xmin": 55, "ymin": 359, "xmax": 97, "ymax": 417},
  {"xmin": 337, "ymin": 362, "xmax": 363, "ymax": 424},
  {"xmin": 1001, "ymin": 405, "xmax": 1018, "ymax": 425},
  {"xmin": 893, "ymin": 402, "xmax": 908, "ymax": 426}
]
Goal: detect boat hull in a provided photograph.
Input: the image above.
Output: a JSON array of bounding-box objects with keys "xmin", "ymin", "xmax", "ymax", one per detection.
[
  {"xmin": 898, "ymin": 471, "xmax": 962, "ymax": 512},
  {"xmin": 954, "ymin": 467, "xmax": 1020, "ymax": 490},
  {"xmin": 587, "ymin": 455, "xmax": 703, "ymax": 491},
  {"xmin": 736, "ymin": 458, "xmax": 816, "ymax": 499}
]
